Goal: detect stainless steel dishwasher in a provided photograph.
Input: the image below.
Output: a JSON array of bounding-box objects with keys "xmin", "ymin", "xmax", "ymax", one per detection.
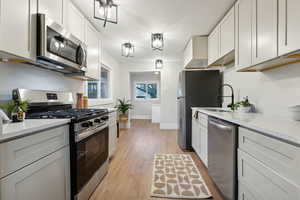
[{"xmin": 208, "ymin": 117, "xmax": 237, "ymax": 200}]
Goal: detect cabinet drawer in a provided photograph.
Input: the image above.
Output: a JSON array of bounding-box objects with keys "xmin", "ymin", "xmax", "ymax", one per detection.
[
  {"xmin": 238, "ymin": 150, "xmax": 300, "ymax": 200},
  {"xmin": 239, "ymin": 127, "xmax": 300, "ymax": 186},
  {"xmin": 0, "ymin": 147, "xmax": 70, "ymax": 200},
  {"xmin": 0, "ymin": 125, "xmax": 69, "ymax": 178}
]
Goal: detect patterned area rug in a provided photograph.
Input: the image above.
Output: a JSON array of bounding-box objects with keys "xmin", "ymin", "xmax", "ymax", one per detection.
[{"xmin": 151, "ymin": 154, "xmax": 212, "ymax": 199}]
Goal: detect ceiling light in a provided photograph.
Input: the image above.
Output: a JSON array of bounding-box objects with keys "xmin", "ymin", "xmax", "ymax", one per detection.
[
  {"xmin": 155, "ymin": 59, "xmax": 163, "ymax": 69},
  {"xmin": 121, "ymin": 43, "xmax": 135, "ymax": 57},
  {"xmin": 151, "ymin": 33, "xmax": 164, "ymax": 51},
  {"xmin": 94, "ymin": 0, "xmax": 118, "ymax": 27}
]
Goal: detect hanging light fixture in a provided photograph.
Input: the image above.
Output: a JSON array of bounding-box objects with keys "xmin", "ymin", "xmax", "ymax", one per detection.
[
  {"xmin": 151, "ymin": 33, "xmax": 164, "ymax": 51},
  {"xmin": 94, "ymin": 0, "xmax": 118, "ymax": 27},
  {"xmin": 121, "ymin": 43, "xmax": 135, "ymax": 57},
  {"xmin": 155, "ymin": 59, "xmax": 163, "ymax": 69}
]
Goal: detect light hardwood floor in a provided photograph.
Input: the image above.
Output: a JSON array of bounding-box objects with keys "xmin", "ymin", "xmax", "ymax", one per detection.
[{"xmin": 90, "ymin": 120, "xmax": 224, "ymax": 200}]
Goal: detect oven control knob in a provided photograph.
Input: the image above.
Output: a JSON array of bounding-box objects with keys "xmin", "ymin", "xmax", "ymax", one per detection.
[
  {"xmin": 81, "ymin": 122, "xmax": 89, "ymax": 128},
  {"xmin": 94, "ymin": 119, "xmax": 102, "ymax": 123}
]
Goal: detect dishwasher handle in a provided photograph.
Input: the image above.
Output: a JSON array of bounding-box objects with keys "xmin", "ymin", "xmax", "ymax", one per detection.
[{"xmin": 209, "ymin": 120, "xmax": 233, "ymax": 131}]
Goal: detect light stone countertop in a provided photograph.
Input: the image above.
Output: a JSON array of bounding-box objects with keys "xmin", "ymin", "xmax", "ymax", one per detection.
[
  {"xmin": 192, "ymin": 107, "xmax": 300, "ymax": 147},
  {"xmin": 0, "ymin": 119, "xmax": 70, "ymax": 143}
]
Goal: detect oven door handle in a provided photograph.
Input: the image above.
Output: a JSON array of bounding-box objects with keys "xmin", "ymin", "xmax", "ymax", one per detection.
[{"xmin": 76, "ymin": 123, "xmax": 108, "ymax": 142}]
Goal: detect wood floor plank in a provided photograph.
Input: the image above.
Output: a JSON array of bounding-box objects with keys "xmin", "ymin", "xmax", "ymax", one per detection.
[{"xmin": 90, "ymin": 120, "xmax": 224, "ymax": 200}]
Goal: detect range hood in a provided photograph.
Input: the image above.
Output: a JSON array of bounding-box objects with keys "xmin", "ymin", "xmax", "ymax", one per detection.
[{"xmin": 183, "ymin": 36, "xmax": 208, "ymax": 69}]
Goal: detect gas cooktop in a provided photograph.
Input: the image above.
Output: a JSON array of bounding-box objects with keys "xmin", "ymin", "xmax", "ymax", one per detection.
[{"xmin": 26, "ymin": 108, "xmax": 108, "ymax": 120}]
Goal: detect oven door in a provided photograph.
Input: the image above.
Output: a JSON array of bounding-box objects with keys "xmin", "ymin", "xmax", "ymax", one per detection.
[{"xmin": 76, "ymin": 125, "xmax": 109, "ymax": 193}]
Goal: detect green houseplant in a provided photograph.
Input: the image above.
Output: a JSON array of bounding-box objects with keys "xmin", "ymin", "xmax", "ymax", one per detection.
[
  {"xmin": 115, "ymin": 98, "xmax": 133, "ymax": 121},
  {"xmin": 0, "ymin": 100, "xmax": 29, "ymax": 118},
  {"xmin": 237, "ymin": 96, "xmax": 252, "ymax": 113}
]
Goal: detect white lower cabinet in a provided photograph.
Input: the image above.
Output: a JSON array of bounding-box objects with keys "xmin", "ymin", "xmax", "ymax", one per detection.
[
  {"xmin": 109, "ymin": 111, "xmax": 118, "ymax": 158},
  {"xmin": 191, "ymin": 111, "xmax": 208, "ymax": 167},
  {"xmin": 0, "ymin": 146, "xmax": 70, "ymax": 200},
  {"xmin": 192, "ymin": 113, "xmax": 201, "ymax": 156},
  {"xmin": 238, "ymin": 127, "xmax": 300, "ymax": 200}
]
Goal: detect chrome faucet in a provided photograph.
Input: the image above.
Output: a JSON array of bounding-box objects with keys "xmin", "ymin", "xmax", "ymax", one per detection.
[{"xmin": 219, "ymin": 84, "xmax": 235, "ymax": 110}]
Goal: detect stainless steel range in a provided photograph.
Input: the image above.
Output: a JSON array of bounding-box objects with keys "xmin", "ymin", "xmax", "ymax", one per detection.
[{"xmin": 13, "ymin": 89, "xmax": 109, "ymax": 200}]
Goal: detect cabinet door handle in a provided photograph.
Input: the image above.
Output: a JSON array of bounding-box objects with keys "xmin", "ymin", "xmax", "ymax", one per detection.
[
  {"xmin": 28, "ymin": 0, "xmax": 31, "ymax": 52},
  {"xmin": 285, "ymin": 0, "xmax": 288, "ymax": 46},
  {"xmin": 255, "ymin": 0, "xmax": 258, "ymax": 58}
]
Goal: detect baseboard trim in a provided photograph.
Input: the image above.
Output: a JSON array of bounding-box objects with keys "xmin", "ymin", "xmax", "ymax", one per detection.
[
  {"xmin": 132, "ymin": 115, "xmax": 151, "ymax": 120},
  {"xmin": 160, "ymin": 123, "xmax": 178, "ymax": 130}
]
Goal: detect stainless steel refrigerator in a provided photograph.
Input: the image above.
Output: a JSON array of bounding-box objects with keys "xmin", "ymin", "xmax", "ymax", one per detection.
[{"xmin": 177, "ymin": 70, "xmax": 222, "ymax": 150}]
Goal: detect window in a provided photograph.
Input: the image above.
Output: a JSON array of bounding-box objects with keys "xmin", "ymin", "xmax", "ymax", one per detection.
[
  {"xmin": 100, "ymin": 67, "xmax": 109, "ymax": 98},
  {"xmin": 87, "ymin": 65, "xmax": 111, "ymax": 100},
  {"xmin": 135, "ymin": 82, "xmax": 159, "ymax": 100}
]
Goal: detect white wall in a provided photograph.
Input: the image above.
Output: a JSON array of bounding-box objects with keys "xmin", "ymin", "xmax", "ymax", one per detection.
[
  {"xmin": 130, "ymin": 72, "xmax": 160, "ymax": 119},
  {"xmin": 119, "ymin": 61, "xmax": 182, "ymax": 129},
  {"xmin": 223, "ymin": 62, "xmax": 300, "ymax": 119},
  {"xmin": 0, "ymin": 62, "xmax": 84, "ymax": 102},
  {"xmin": 0, "ymin": 50, "xmax": 120, "ymax": 108}
]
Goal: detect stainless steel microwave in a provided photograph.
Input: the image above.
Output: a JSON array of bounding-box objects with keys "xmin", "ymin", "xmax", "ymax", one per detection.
[{"xmin": 36, "ymin": 14, "xmax": 87, "ymax": 74}]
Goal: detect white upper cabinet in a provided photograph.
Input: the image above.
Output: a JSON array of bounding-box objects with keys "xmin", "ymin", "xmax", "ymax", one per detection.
[
  {"xmin": 236, "ymin": 0, "xmax": 253, "ymax": 70},
  {"xmin": 0, "ymin": 0, "xmax": 37, "ymax": 60},
  {"xmin": 38, "ymin": 0, "xmax": 64, "ymax": 25},
  {"xmin": 208, "ymin": 26, "xmax": 220, "ymax": 65},
  {"xmin": 278, "ymin": 0, "xmax": 300, "ymax": 56},
  {"xmin": 85, "ymin": 22, "xmax": 100, "ymax": 80},
  {"xmin": 183, "ymin": 36, "xmax": 208, "ymax": 69},
  {"xmin": 208, "ymin": 6, "xmax": 235, "ymax": 66},
  {"xmin": 67, "ymin": 2, "xmax": 86, "ymax": 41},
  {"xmin": 220, "ymin": 7, "xmax": 235, "ymax": 58},
  {"xmin": 252, "ymin": 0, "xmax": 278, "ymax": 65}
]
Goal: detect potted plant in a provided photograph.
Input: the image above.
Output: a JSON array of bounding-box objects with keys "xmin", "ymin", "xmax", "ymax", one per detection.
[
  {"xmin": 0, "ymin": 100, "xmax": 29, "ymax": 121},
  {"xmin": 237, "ymin": 96, "xmax": 253, "ymax": 113},
  {"xmin": 115, "ymin": 98, "xmax": 133, "ymax": 121}
]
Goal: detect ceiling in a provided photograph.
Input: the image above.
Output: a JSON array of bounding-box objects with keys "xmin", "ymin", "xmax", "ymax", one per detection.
[{"xmin": 72, "ymin": 0, "xmax": 235, "ymax": 64}]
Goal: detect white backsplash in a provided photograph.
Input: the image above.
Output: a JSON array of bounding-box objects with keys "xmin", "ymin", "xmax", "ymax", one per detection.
[
  {"xmin": 0, "ymin": 62, "xmax": 84, "ymax": 102},
  {"xmin": 223, "ymin": 62, "xmax": 300, "ymax": 119}
]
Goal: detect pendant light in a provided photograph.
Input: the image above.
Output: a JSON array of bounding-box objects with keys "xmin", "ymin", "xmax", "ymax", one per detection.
[
  {"xmin": 94, "ymin": 0, "xmax": 118, "ymax": 27},
  {"xmin": 121, "ymin": 43, "xmax": 135, "ymax": 57},
  {"xmin": 155, "ymin": 59, "xmax": 163, "ymax": 69},
  {"xmin": 151, "ymin": 33, "xmax": 164, "ymax": 51}
]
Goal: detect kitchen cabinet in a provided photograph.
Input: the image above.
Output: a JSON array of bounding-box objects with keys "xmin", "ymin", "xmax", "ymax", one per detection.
[
  {"xmin": 238, "ymin": 127, "xmax": 300, "ymax": 199},
  {"xmin": 0, "ymin": 125, "xmax": 69, "ymax": 178},
  {"xmin": 0, "ymin": 147, "xmax": 70, "ymax": 200},
  {"xmin": 67, "ymin": 1, "xmax": 86, "ymax": 41},
  {"xmin": 0, "ymin": 124, "xmax": 70, "ymax": 200},
  {"xmin": 38, "ymin": 0, "xmax": 64, "ymax": 25},
  {"xmin": 278, "ymin": 0, "xmax": 300, "ymax": 56},
  {"xmin": 85, "ymin": 21, "xmax": 100, "ymax": 80},
  {"xmin": 192, "ymin": 111, "xmax": 201, "ymax": 157},
  {"xmin": 208, "ymin": 26, "xmax": 220, "ymax": 65},
  {"xmin": 109, "ymin": 111, "xmax": 117, "ymax": 158},
  {"xmin": 236, "ymin": 0, "xmax": 253, "ymax": 70},
  {"xmin": 183, "ymin": 36, "xmax": 208, "ymax": 69},
  {"xmin": 208, "ymin": 6, "xmax": 235, "ymax": 66},
  {"xmin": 0, "ymin": 0, "xmax": 37, "ymax": 60},
  {"xmin": 252, "ymin": 0, "xmax": 278, "ymax": 65},
  {"xmin": 191, "ymin": 111, "xmax": 208, "ymax": 167},
  {"xmin": 219, "ymin": 6, "xmax": 235, "ymax": 58}
]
